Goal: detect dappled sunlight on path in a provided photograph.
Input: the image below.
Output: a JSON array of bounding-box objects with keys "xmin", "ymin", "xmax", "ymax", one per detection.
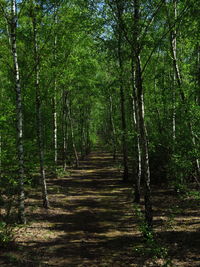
[
  {"xmin": 1, "ymin": 151, "xmax": 200, "ymax": 266},
  {"xmin": 14, "ymin": 152, "xmax": 141, "ymax": 266}
]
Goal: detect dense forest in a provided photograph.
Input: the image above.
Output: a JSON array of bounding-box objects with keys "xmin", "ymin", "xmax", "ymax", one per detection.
[{"xmin": 0, "ymin": 0, "xmax": 200, "ymax": 266}]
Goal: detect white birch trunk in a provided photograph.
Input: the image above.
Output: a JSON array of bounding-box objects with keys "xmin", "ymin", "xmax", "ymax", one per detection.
[
  {"xmin": 116, "ymin": 4, "xmax": 129, "ymax": 181},
  {"xmin": 10, "ymin": 0, "xmax": 26, "ymax": 224},
  {"xmin": 131, "ymin": 56, "xmax": 141, "ymax": 203},
  {"xmin": 133, "ymin": 0, "xmax": 152, "ymax": 228},
  {"xmin": 168, "ymin": 0, "xmax": 200, "ymax": 178},
  {"xmin": 53, "ymin": 12, "xmax": 58, "ymax": 175},
  {"xmin": 32, "ymin": 8, "xmax": 49, "ymax": 209},
  {"xmin": 62, "ymin": 90, "xmax": 68, "ymax": 171},
  {"xmin": 66, "ymin": 96, "xmax": 79, "ymax": 167},
  {"xmin": 53, "ymin": 90, "xmax": 58, "ymax": 175},
  {"xmin": 197, "ymin": 44, "xmax": 200, "ymax": 105},
  {"xmin": 172, "ymin": 73, "xmax": 176, "ymax": 142}
]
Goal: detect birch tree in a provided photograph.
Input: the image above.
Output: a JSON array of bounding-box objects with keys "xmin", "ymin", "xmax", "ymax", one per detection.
[
  {"xmin": 132, "ymin": 0, "xmax": 152, "ymax": 228},
  {"xmin": 166, "ymin": 0, "xmax": 200, "ymax": 179},
  {"xmin": 10, "ymin": 0, "xmax": 26, "ymax": 223},
  {"xmin": 30, "ymin": 1, "xmax": 49, "ymax": 208}
]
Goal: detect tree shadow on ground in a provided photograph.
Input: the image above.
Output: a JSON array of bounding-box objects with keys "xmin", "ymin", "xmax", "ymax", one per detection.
[{"xmin": 1, "ymin": 152, "xmax": 200, "ymax": 266}]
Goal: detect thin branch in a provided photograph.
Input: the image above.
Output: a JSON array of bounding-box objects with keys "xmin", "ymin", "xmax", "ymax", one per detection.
[
  {"xmin": 141, "ymin": 2, "xmax": 190, "ymax": 75},
  {"xmin": 139, "ymin": 0, "xmax": 165, "ymax": 50},
  {"xmin": 106, "ymin": 0, "xmax": 132, "ymax": 46}
]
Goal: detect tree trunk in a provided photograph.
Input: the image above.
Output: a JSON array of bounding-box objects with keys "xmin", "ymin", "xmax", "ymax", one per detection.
[
  {"xmin": 131, "ymin": 55, "xmax": 141, "ymax": 203},
  {"xmin": 66, "ymin": 96, "xmax": 79, "ymax": 168},
  {"xmin": 133, "ymin": 0, "xmax": 153, "ymax": 228},
  {"xmin": 197, "ymin": 44, "xmax": 200, "ymax": 106},
  {"xmin": 52, "ymin": 88, "xmax": 58, "ymax": 175},
  {"xmin": 32, "ymin": 8, "xmax": 49, "ymax": 209},
  {"xmin": 116, "ymin": 3, "xmax": 129, "ymax": 182},
  {"xmin": 79, "ymin": 107, "xmax": 85, "ymax": 159},
  {"xmin": 136, "ymin": 56, "xmax": 153, "ymax": 228},
  {"xmin": 168, "ymin": 0, "xmax": 200, "ymax": 178},
  {"xmin": 53, "ymin": 12, "xmax": 58, "ymax": 176},
  {"xmin": 109, "ymin": 95, "xmax": 117, "ymax": 160},
  {"xmin": 62, "ymin": 90, "xmax": 68, "ymax": 171},
  {"xmin": 10, "ymin": 0, "xmax": 26, "ymax": 224},
  {"xmin": 172, "ymin": 72, "xmax": 176, "ymax": 143}
]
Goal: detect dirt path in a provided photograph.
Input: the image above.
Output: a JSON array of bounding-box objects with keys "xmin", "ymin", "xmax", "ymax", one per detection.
[
  {"xmin": 1, "ymin": 151, "xmax": 200, "ymax": 266},
  {"xmin": 12, "ymin": 152, "xmax": 141, "ymax": 266}
]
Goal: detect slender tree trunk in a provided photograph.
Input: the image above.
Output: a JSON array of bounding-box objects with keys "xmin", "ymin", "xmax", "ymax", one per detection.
[
  {"xmin": 66, "ymin": 96, "xmax": 79, "ymax": 168},
  {"xmin": 109, "ymin": 95, "xmax": 117, "ymax": 160},
  {"xmin": 52, "ymin": 86, "xmax": 57, "ymax": 175},
  {"xmin": 80, "ymin": 108, "xmax": 89, "ymax": 159},
  {"xmin": 10, "ymin": 0, "xmax": 26, "ymax": 224},
  {"xmin": 169, "ymin": 1, "xmax": 178, "ymax": 144},
  {"xmin": 53, "ymin": 12, "xmax": 58, "ymax": 176},
  {"xmin": 197, "ymin": 44, "xmax": 200, "ymax": 106},
  {"xmin": 79, "ymin": 107, "xmax": 85, "ymax": 159},
  {"xmin": 190, "ymin": 125, "xmax": 200, "ymax": 178},
  {"xmin": 116, "ymin": 4, "xmax": 129, "ymax": 181},
  {"xmin": 63, "ymin": 126, "xmax": 68, "ymax": 171},
  {"xmin": 62, "ymin": 90, "xmax": 68, "ymax": 171},
  {"xmin": 133, "ymin": 0, "xmax": 153, "ymax": 228},
  {"xmin": 131, "ymin": 55, "xmax": 141, "ymax": 203},
  {"xmin": 86, "ymin": 111, "xmax": 91, "ymax": 154},
  {"xmin": 168, "ymin": 0, "xmax": 200, "ymax": 178},
  {"xmin": 136, "ymin": 56, "xmax": 152, "ymax": 228},
  {"xmin": 0, "ymin": 133, "xmax": 1, "ymax": 178},
  {"xmin": 83, "ymin": 123, "xmax": 89, "ymax": 155},
  {"xmin": 153, "ymin": 76, "xmax": 163, "ymax": 134},
  {"xmin": 195, "ymin": 44, "xmax": 200, "ymax": 179},
  {"xmin": 172, "ymin": 72, "xmax": 176, "ymax": 142},
  {"xmin": 32, "ymin": 8, "xmax": 49, "ymax": 209}
]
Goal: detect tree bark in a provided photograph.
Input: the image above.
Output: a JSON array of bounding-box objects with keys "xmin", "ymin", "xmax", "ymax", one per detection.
[
  {"xmin": 52, "ymin": 93, "xmax": 58, "ymax": 175},
  {"xmin": 62, "ymin": 90, "xmax": 68, "ymax": 171},
  {"xmin": 53, "ymin": 11, "xmax": 58, "ymax": 176},
  {"xmin": 32, "ymin": 6, "xmax": 49, "ymax": 209},
  {"xmin": 136, "ymin": 56, "xmax": 153, "ymax": 228},
  {"xmin": 133, "ymin": 0, "xmax": 153, "ymax": 228},
  {"xmin": 168, "ymin": 0, "xmax": 200, "ymax": 178},
  {"xmin": 131, "ymin": 55, "xmax": 141, "ymax": 203},
  {"xmin": 109, "ymin": 95, "xmax": 117, "ymax": 160},
  {"xmin": 66, "ymin": 95, "xmax": 79, "ymax": 168},
  {"xmin": 10, "ymin": 0, "xmax": 26, "ymax": 224},
  {"xmin": 197, "ymin": 44, "xmax": 200, "ymax": 106},
  {"xmin": 116, "ymin": 2, "xmax": 129, "ymax": 181}
]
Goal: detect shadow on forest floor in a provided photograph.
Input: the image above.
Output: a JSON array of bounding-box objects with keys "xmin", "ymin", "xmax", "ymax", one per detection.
[{"xmin": 0, "ymin": 151, "xmax": 200, "ymax": 266}]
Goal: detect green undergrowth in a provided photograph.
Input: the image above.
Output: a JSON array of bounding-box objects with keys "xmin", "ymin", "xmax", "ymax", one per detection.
[
  {"xmin": 133, "ymin": 204, "xmax": 173, "ymax": 267},
  {"xmin": 185, "ymin": 189, "xmax": 200, "ymax": 199},
  {"xmin": 56, "ymin": 167, "xmax": 71, "ymax": 178},
  {"xmin": 0, "ymin": 221, "xmax": 14, "ymax": 248}
]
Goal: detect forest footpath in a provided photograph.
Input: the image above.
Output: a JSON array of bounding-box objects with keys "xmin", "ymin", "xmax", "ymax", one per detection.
[{"xmin": 0, "ymin": 151, "xmax": 200, "ymax": 267}]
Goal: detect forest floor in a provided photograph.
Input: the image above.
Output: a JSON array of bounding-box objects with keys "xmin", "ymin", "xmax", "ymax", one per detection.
[{"xmin": 0, "ymin": 151, "xmax": 200, "ymax": 266}]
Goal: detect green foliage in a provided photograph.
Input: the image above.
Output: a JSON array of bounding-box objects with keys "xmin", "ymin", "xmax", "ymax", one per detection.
[
  {"xmin": 0, "ymin": 0, "xmax": 199, "ymax": 247},
  {"xmin": 186, "ymin": 190, "xmax": 200, "ymax": 199},
  {"xmin": 165, "ymin": 205, "xmax": 183, "ymax": 229},
  {"xmin": 57, "ymin": 168, "xmax": 71, "ymax": 178},
  {"xmin": 0, "ymin": 221, "xmax": 14, "ymax": 247},
  {"xmin": 133, "ymin": 205, "xmax": 172, "ymax": 266},
  {"xmin": 0, "ymin": 175, "xmax": 20, "ymax": 222}
]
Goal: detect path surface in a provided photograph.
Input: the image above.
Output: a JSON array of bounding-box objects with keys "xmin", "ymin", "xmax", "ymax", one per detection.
[
  {"xmin": 1, "ymin": 151, "xmax": 200, "ymax": 266},
  {"xmin": 16, "ymin": 152, "xmax": 140, "ymax": 266}
]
